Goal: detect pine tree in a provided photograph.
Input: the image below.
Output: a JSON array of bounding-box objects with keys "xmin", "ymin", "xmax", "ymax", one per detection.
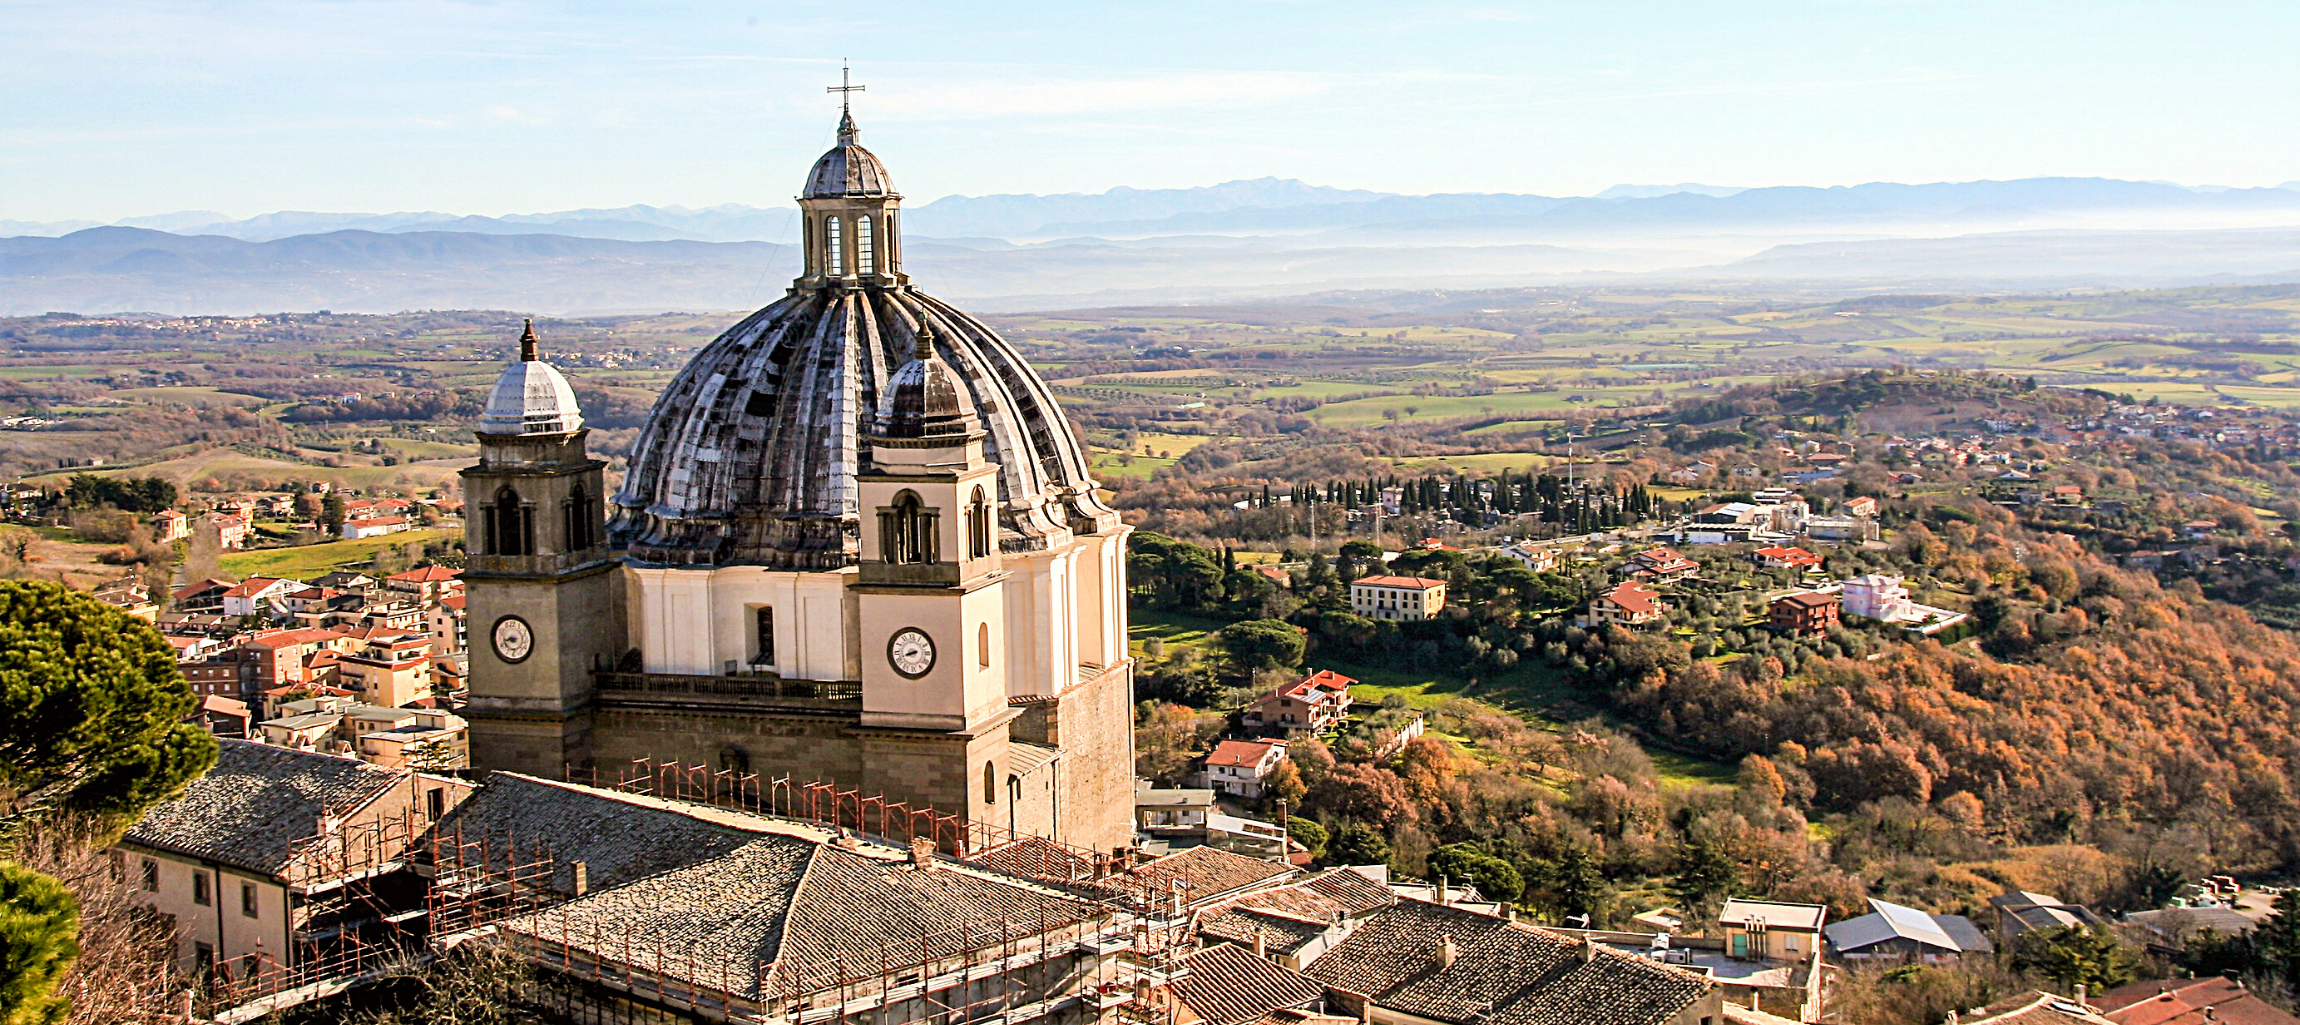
[
  {"xmin": 0, "ymin": 580, "xmax": 217, "ymax": 1021},
  {"xmin": 0, "ymin": 861, "xmax": 77, "ymax": 1025}
]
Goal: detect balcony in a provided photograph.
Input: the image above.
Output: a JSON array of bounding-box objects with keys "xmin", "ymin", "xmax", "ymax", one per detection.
[
  {"xmin": 592, "ymin": 670, "xmax": 862, "ymax": 714},
  {"xmin": 465, "ymin": 549, "xmax": 611, "ymax": 577}
]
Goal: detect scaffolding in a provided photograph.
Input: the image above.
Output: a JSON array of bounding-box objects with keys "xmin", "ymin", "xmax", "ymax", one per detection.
[
  {"xmin": 195, "ymin": 800, "xmax": 432, "ymax": 1018},
  {"xmin": 561, "ymin": 757, "xmax": 1137, "ymax": 885},
  {"xmin": 196, "ymin": 759, "xmax": 1193, "ymax": 1023},
  {"xmin": 400, "ymin": 761, "xmax": 1198, "ymax": 1025}
]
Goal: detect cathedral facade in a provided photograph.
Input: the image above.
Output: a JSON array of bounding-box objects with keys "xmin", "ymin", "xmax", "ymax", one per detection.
[{"xmin": 460, "ymin": 110, "xmax": 1136, "ymax": 853}]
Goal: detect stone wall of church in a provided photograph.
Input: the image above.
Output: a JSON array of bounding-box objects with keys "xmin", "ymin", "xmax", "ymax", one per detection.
[
  {"xmin": 588, "ymin": 709, "xmax": 1014, "ymax": 846},
  {"xmin": 588, "ymin": 709, "xmax": 867, "ymax": 787},
  {"xmin": 1054, "ymin": 661, "xmax": 1137, "ymax": 853}
]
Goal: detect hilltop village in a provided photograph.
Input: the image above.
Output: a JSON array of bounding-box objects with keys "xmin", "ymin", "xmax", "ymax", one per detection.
[{"xmin": 6, "ymin": 147, "xmax": 2300, "ymax": 1025}]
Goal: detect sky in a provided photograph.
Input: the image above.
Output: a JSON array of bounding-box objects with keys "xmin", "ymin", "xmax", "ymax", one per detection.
[{"xmin": 5, "ymin": 0, "xmax": 2299, "ymax": 223}]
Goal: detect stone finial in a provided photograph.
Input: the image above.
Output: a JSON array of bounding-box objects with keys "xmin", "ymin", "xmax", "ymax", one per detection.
[{"xmin": 519, "ymin": 319, "xmax": 539, "ymax": 362}]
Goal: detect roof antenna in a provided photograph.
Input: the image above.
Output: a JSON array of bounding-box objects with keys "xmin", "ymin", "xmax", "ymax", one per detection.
[{"xmin": 519, "ymin": 318, "xmax": 539, "ymax": 362}]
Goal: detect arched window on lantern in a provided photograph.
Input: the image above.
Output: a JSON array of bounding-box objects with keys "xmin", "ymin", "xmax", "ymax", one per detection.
[
  {"xmin": 856, "ymin": 216, "xmax": 875, "ymax": 275},
  {"xmin": 978, "ymin": 622, "xmax": 991, "ymax": 668},
  {"xmin": 825, "ymin": 216, "xmax": 844, "ymax": 275}
]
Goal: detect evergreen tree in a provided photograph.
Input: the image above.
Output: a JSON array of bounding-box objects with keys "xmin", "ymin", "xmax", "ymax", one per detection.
[
  {"xmin": 0, "ymin": 860, "xmax": 77, "ymax": 1025},
  {"xmin": 0, "ymin": 581, "xmax": 216, "ymax": 828},
  {"xmin": 0, "ymin": 580, "xmax": 217, "ymax": 1021},
  {"xmin": 1667, "ymin": 834, "xmax": 1739, "ymax": 914},
  {"xmin": 1548, "ymin": 844, "xmax": 1607, "ymax": 924},
  {"xmin": 2253, "ymin": 891, "xmax": 2300, "ymax": 999},
  {"xmin": 2011, "ymin": 926, "xmax": 2138, "ymax": 993},
  {"xmin": 1326, "ymin": 823, "xmax": 1390, "ymax": 866}
]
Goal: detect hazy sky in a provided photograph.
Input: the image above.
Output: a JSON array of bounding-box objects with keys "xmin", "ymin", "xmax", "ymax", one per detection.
[{"xmin": 6, "ymin": 0, "xmax": 2299, "ymax": 222}]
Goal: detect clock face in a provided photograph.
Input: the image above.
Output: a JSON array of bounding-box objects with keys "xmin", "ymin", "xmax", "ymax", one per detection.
[
  {"xmin": 492, "ymin": 616, "xmax": 534, "ymax": 663},
  {"xmin": 888, "ymin": 628, "xmax": 935, "ymax": 678}
]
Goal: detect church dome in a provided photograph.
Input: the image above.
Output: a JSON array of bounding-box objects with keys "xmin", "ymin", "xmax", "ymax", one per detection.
[
  {"xmin": 479, "ymin": 321, "xmax": 584, "ymax": 435},
  {"xmin": 610, "ymin": 115, "xmax": 1113, "ymax": 570},
  {"xmin": 803, "ymin": 112, "xmax": 895, "ymax": 200}
]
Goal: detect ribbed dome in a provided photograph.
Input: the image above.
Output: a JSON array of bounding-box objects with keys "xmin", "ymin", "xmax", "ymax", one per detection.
[
  {"xmin": 803, "ymin": 111, "xmax": 895, "ymax": 200},
  {"xmin": 479, "ymin": 322, "xmax": 584, "ymax": 435},
  {"xmin": 609, "ymin": 288, "xmax": 1114, "ymax": 568},
  {"xmin": 876, "ymin": 326, "xmax": 978, "ymax": 440}
]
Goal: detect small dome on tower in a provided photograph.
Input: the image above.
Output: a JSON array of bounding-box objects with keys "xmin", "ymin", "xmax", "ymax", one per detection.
[
  {"xmin": 803, "ymin": 111, "xmax": 896, "ymax": 199},
  {"xmin": 479, "ymin": 320, "xmax": 584, "ymax": 435},
  {"xmin": 876, "ymin": 325, "xmax": 978, "ymax": 440}
]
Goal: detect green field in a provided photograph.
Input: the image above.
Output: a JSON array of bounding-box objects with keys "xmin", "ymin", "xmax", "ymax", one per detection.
[
  {"xmin": 1127, "ymin": 608, "xmax": 1732, "ymax": 786},
  {"xmin": 220, "ymin": 528, "xmax": 449, "ymax": 579},
  {"xmin": 27, "ymin": 450, "xmax": 463, "ymax": 492}
]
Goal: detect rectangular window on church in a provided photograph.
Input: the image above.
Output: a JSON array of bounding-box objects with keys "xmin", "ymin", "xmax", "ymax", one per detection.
[{"xmin": 754, "ymin": 607, "xmax": 775, "ymax": 668}]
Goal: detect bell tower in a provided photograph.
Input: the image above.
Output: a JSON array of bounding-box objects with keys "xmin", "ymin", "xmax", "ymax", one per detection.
[
  {"xmin": 852, "ymin": 322, "xmax": 1017, "ymax": 825},
  {"xmin": 460, "ymin": 321, "xmax": 626, "ymax": 777}
]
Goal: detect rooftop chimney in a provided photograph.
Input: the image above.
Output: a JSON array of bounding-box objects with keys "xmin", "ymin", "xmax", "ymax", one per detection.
[
  {"xmin": 1438, "ymin": 934, "xmax": 1457, "ymax": 970},
  {"xmin": 910, "ymin": 837, "xmax": 937, "ymax": 871},
  {"xmin": 1436, "ymin": 874, "xmax": 1449, "ymax": 906},
  {"xmin": 1579, "ymin": 937, "xmax": 1598, "ymax": 965},
  {"xmin": 2075, "ymin": 985, "xmax": 2088, "ymax": 1008},
  {"xmin": 1254, "ymin": 928, "xmax": 1268, "ymax": 959},
  {"xmin": 570, "ymin": 860, "xmax": 588, "ymax": 896}
]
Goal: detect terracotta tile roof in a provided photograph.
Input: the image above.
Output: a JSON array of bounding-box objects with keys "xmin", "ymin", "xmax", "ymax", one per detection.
[
  {"xmin": 964, "ymin": 836, "xmax": 1105, "ymax": 886},
  {"xmin": 1280, "ymin": 669, "xmax": 1355, "ymax": 699},
  {"xmin": 123, "ymin": 740, "xmax": 409, "ymax": 876},
  {"xmin": 2095, "ymin": 977, "xmax": 2300, "ymax": 1025},
  {"xmin": 221, "ymin": 577, "xmax": 289, "ymax": 599},
  {"xmin": 1299, "ymin": 867, "xmax": 1398, "ymax": 913},
  {"xmin": 1251, "ymin": 1012, "xmax": 1356, "ymax": 1025},
  {"xmin": 1353, "ymin": 575, "xmax": 1447, "ymax": 589},
  {"xmin": 243, "ymin": 627, "xmax": 346, "ymax": 650},
  {"xmin": 1171, "ymin": 943, "xmax": 1325, "ymax": 1025},
  {"xmin": 388, "ymin": 565, "xmax": 461, "ymax": 582},
  {"xmin": 1132, "ymin": 846, "xmax": 1300, "ymax": 908},
  {"xmin": 1772, "ymin": 591, "xmax": 1837, "ymax": 610},
  {"xmin": 1303, "ymin": 898, "xmax": 1712, "ymax": 1025},
  {"xmin": 1965, "ymin": 992, "xmax": 2118, "ymax": 1025},
  {"xmin": 1753, "ymin": 546, "xmax": 1821, "ymax": 564},
  {"xmin": 1598, "ymin": 582, "xmax": 1664, "ymax": 616},
  {"xmin": 1207, "ymin": 740, "xmax": 1284, "ymax": 769},
  {"xmin": 1196, "ymin": 868, "xmax": 1397, "ymax": 953}
]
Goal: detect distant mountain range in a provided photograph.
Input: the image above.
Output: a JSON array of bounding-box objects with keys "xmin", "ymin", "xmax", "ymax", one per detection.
[
  {"xmin": 15, "ymin": 176, "xmax": 2296, "ymax": 245},
  {"xmin": 9, "ymin": 176, "xmax": 2300, "ymax": 313}
]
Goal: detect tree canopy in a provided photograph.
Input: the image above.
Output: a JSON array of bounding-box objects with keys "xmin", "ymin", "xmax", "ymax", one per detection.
[
  {"xmin": 0, "ymin": 581, "xmax": 216, "ymax": 830},
  {"xmin": 1216, "ymin": 619, "xmax": 1305, "ymax": 677},
  {"xmin": 0, "ymin": 860, "xmax": 76, "ymax": 1025}
]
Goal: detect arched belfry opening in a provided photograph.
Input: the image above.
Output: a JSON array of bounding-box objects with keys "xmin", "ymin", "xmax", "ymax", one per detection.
[
  {"xmin": 967, "ymin": 485, "xmax": 991, "ymax": 559},
  {"xmin": 489, "ymin": 486, "xmax": 533, "ymax": 556},
  {"xmin": 879, "ymin": 489, "xmax": 937, "ymax": 565}
]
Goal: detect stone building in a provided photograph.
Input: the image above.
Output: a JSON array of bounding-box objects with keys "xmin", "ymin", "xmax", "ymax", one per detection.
[
  {"xmin": 113, "ymin": 741, "xmax": 473, "ymax": 983},
  {"xmin": 463, "ymin": 107, "xmax": 1135, "ymax": 852}
]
